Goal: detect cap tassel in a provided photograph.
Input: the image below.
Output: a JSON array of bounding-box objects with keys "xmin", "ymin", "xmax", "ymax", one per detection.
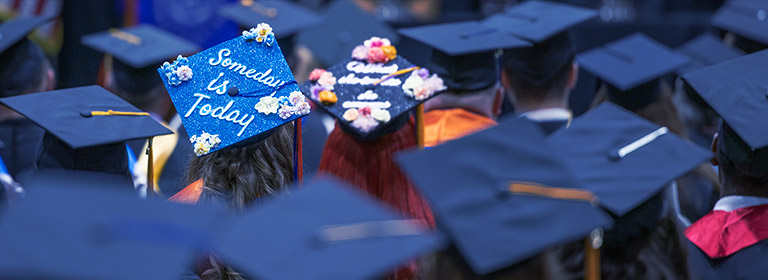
[
  {"xmin": 507, "ymin": 182, "xmax": 599, "ymax": 206},
  {"xmin": 293, "ymin": 119, "xmax": 303, "ymax": 184},
  {"xmin": 610, "ymin": 127, "xmax": 668, "ymax": 159},
  {"xmin": 416, "ymin": 104, "xmax": 425, "ymax": 149},
  {"xmin": 584, "ymin": 228, "xmax": 603, "ymax": 280},
  {"xmin": 146, "ymin": 137, "xmax": 155, "ymax": 198},
  {"xmin": 241, "ymin": 0, "xmax": 277, "ymax": 18},
  {"xmin": 372, "ymin": 66, "xmax": 421, "ymax": 86},
  {"xmin": 108, "ymin": 28, "xmax": 142, "ymax": 45},
  {"xmin": 88, "ymin": 110, "xmax": 151, "ymax": 117}
]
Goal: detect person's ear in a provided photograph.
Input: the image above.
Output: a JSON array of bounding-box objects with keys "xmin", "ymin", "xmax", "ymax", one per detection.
[
  {"xmin": 711, "ymin": 132, "xmax": 719, "ymax": 166},
  {"xmin": 567, "ymin": 62, "xmax": 579, "ymax": 91},
  {"xmin": 44, "ymin": 68, "xmax": 55, "ymax": 91}
]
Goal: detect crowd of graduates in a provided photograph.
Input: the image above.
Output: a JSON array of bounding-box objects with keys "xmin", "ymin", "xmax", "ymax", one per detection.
[{"xmin": 0, "ymin": 0, "xmax": 766, "ymax": 279}]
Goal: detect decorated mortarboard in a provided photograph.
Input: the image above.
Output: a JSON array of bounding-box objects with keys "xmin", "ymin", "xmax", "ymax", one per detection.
[
  {"xmin": 159, "ymin": 22, "xmax": 310, "ymax": 156},
  {"xmin": 219, "ymin": 0, "xmax": 322, "ymax": 39},
  {"xmin": 547, "ymin": 102, "xmax": 711, "ymax": 216},
  {"xmin": 398, "ymin": 21, "xmax": 531, "ymax": 92},
  {"xmin": 481, "ymin": 0, "xmax": 597, "ymax": 43},
  {"xmin": 0, "ymin": 16, "xmax": 53, "ymax": 53},
  {"xmin": 682, "ymin": 49, "xmax": 768, "ymax": 177},
  {"xmin": 0, "ymin": 85, "xmax": 171, "ymax": 149},
  {"xmin": 0, "ymin": 184, "xmax": 225, "ymax": 280},
  {"xmin": 213, "ymin": 178, "xmax": 445, "ymax": 280},
  {"xmin": 397, "ymin": 117, "xmax": 612, "ymax": 275},
  {"xmin": 300, "ymin": 36, "xmax": 446, "ymax": 140},
  {"xmin": 711, "ymin": 0, "xmax": 768, "ymax": 45},
  {"xmin": 82, "ymin": 24, "xmax": 200, "ymax": 69},
  {"xmin": 296, "ymin": 0, "xmax": 398, "ymax": 66},
  {"xmin": 675, "ymin": 33, "xmax": 744, "ymax": 76}
]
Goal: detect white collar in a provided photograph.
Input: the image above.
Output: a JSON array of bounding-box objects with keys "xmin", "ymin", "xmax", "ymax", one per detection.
[
  {"xmin": 713, "ymin": 195, "xmax": 768, "ymax": 212},
  {"xmin": 519, "ymin": 108, "xmax": 572, "ymax": 122}
]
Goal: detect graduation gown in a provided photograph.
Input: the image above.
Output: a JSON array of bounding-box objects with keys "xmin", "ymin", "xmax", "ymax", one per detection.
[
  {"xmin": 423, "ymin": 108, "xmax": 496, "ymax": 147},
  {"xmin": 0, "ymin": 118, "xmax": 44, "ymax": 178}
]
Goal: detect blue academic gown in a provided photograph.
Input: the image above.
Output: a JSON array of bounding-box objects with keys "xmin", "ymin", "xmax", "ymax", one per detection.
[{"xmin": 686, "ymin": 239, "xmax": 768, "ymax": 280}]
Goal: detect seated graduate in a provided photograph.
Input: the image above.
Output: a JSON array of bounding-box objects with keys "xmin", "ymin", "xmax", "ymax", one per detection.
[
  {"xmin": 397, "ymin": 21, "xmax": 527, "ymax": 147},
  {"xmin": 483, "ymin": 1, "xmax": 596, "ymax": 135},
  {"xmin": 547, "ymin": 103, "xmax": 710, "ymax": 279},
  {"xmin": 681, "ymin": 49, "xmax": 768, "ymax": 279},
  {"xmin": 579, "ymin": 33, "xmax": 721, "ymax": 225},
  {"xmin": 397, "ymin": 117, "xmax": 611, "ymax": 280},
  {"xmin": 0, "ymin": 17, "xmax": 56, "ymax": 179},
  {"xmin": 210, "ymin": 178, "xmax": 444, "ymax": 280},
  {"xmin": 82, "ymin": 24, "xmax": 200, "ymax": 197},
  {"xmin": 710, "ymin": 0, "xmax": 768, "ymax": 53}
]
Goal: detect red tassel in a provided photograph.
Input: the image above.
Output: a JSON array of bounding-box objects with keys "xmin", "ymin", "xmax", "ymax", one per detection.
[{"xmin": 297, "ymin": 119, "xmax": 303, "ymax": 183}]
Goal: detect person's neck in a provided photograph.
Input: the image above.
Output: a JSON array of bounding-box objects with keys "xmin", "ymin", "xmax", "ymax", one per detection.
[
  {"xmin": 720, "ymin": 182, "xmax": 768, "ymax": 198},
  {"xmin": 424, "ymin": 94, "xmax": 496, "ymax": 119},
  {"xmin": 515, "ymin": 98, "xmax": 568, "ymax": 115}
]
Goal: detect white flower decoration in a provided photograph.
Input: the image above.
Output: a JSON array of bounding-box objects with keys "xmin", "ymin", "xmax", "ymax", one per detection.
[
  {"xmin": 255, "ymin": 96, "xmax": 280, "ymax": 115},
  {"xmin": 351, "ymin": 115, "xmax": 379, "ymax": 133},
  {"xmin": 371, "ymin": 109, "xmax": 391, "ymax": 123},
  {"xmin": 176, "ymin": 65, "xmax": 193, "ymax": 81},
  {"xmin": 255, "ymin": 23, "xmax": 273, "ymax": 42},
  {"xmin": 190, "ymin": 132, "xmax": 221, "ymax": 156},
  {"xmin": 288, "ymin": 91, "xmax": 305, "ymax": 105},
  {"xmin": 343, "ymin": 108, "xmax": 359, "ymax": 121}
]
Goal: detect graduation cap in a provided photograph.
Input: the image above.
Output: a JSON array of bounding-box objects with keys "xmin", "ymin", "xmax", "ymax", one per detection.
[
  {"xmin": 219, "ymin": 0, "xmax": 322, "ymax": 39},
  {"xmin": 481, "ymin": 0, "xmax": 597, "ymax": 43},
  {"xmin": 213, "ymin": 178, "xmax": 445, "ymax": 279},
  {"xmin": 159, "ymin": 22, "xmax": 309, "ymax": 157},
  {"xmin": 0, "ymin": 185, "xmax": 225, "ymax": 279},
  {"xmin": 397, "ymin": 117, "xmax": 612, "ymax": 275},
  {"xmin": 398, "ymin": 21, "xmax": 531, "ymax": 92},
  {"xmin": 296, "ymin": 0, "xmax": 398, "ymax": 66},
  {"xmin": 681, "ymin": 49, "xmax": 768, "ymax": 177},
  {"xmin": 0, "ymin": 16, "xmax": 53, "ymax": 53},
  {"xmin": 300, "ymin": 36, "xmax": 446, "ymax": 141},
  {"xmin": 82, "ymin": 24, "xmax": 200, "ymax": 69},
  {"xmin": 675, "ymin": 33, "xmax": 745, "ymax": 76},
  {"xmin": 577, "ymin": 33, "xmax": 690, "ymax": 110},
  {"xmin": 711, "ymin": 0, "xmax": 768, "ymax": 46}
]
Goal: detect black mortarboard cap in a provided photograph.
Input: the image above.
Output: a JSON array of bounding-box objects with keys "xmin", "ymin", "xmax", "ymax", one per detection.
[
  {"xmin": 675, "ymin": 33, "xmax": 744, "ymax": 76},
  {"xmin": 0, "ymin": 185, "xmax": 224, "ymax": 279},
  {"xmin": 214, "ymin": 178, "xmax": 445, "ymax": 280},
  {"xmin": 398, "ymin": 21, "xmax": 530, "ymax": 92},
  {"xmin": 482, "ymin": 0, "xmax": 597, "ymax": 43},
  {"xmin": 296, "ymin": 0, "xmax": 398, "ymax": 66},
  {"xmin": 547, "ymin": 103, "xmax": 711, "ymax": 216},
  {"xmin": 0, "ymin": 16, "xmax": 52, "ymax": 53},
  {"xmin": 397, "ymin": 117, "xmax": 612, "ymax": 275},
  {"xmin": 711, "ymin": 0, "xmax": 768, "ymax": 45},
  {"xmin": 219, "ymin": 0, "xmax": 322, "ymax": 39},
  {"xmin": 682, "ymin": 49, "xmax": 768, "ymax": 177},
  {"xmin": 82, "ymin": 24, "xmax": 200, "ymax": 69},
  {"xmin": 0, "ymin": 85, "xmax": 172, "ymax": 149}
]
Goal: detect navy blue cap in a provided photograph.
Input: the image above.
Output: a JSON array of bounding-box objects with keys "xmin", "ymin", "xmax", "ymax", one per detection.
[
  {"xmin": 397, "ymin": 117, "xmax": 612, "ymax": 275},
  {"xmin": 578, "ymin": 33, "xmax": 690, "ymax": 92},
  {"xmin": 711, "ymin": 0, "xmax": 768, "ymax": 45},
  {"xmin": 482, "ymin": 0, "xmax": 597, "ymax": 43},
  {"xmin": 296, "ymin": 0, "xmax": 398, "ymax": 66},
  {"xmin": 0, "ymin": 185, "xmax": 225, "ymax": 279},
  {"xmin": 219, "ymin": 0, "xmax": 322, "ymax": 39},
  {"xmin": 675, "ymin": 33, "xmax": 745, "ymax": 75},
  {"xmin": 0, "ymin": 85, "xmax": 172, "ymax": 149},
  {"xmin": 682, "ymin": 49, "xmax": 768, "ymax": 177},
  {"xmin": 548, "ymin": 103, "xmax": 711, "ymax": 216},
  {"xmin": 300, "ymin": 36, "xmax": 446, "ymax": 141},
  {"xmin": 82, "ymin": 24, "xmax": 200, "ymax": 69},
  {"xmin": 398, "ymin": 21, "xmax": 530, "ymax": 92},
  {"xmin": 214, "ymin": 178, "xmax": 445, "ymax": 280},
  {"xmin": 0, "ymin": 16, "xmax": 53, "ymax": 53},
  {"xmin": 160, "ymin": 23, "xmax": 309, "ymax": 156}
]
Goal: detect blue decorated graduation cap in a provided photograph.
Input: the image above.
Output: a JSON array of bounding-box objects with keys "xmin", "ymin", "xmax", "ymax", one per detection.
[
  {"xmin": 681, "ymin": 49, "xmax": 768, "ymax": 177},
  {"xmin": 711, "ymin": 0, "xmax": 768, "ymax": 45},
  {"xmin": 547, "ymin": 103, "xmax": 711, "ymax": 216},
  {"xmin": 82, "ymin": 24, "xmax": 200, "ymax": 69},
  {"xmin": 577, "ymin": 33, "xmax": 690, "ymax": 110},
  {"xmin": 219, "ymin": 0, "xmax": 322, "ymax": 39},
  {"xmin": 397, "ymin": 117, "xmax": 612, "ymax": 275},
  {"xmin": 160, "ymin": 23, "xmax": 309, "ymax": 156},
  {"xmin": 300, "ymin": 36, "xmax": 446, "ymax": 141},
  {"xmin": 0, "ymin": 16, "xmax": 53, "ymax": 53},
  {"xmin": 213, "ymin": 178, "xmax": 445, "ymax": 280},
  {"xmin": 0, "ymin": 184, "xmax": 225, "ymax": 279},
  {"xmin": 482, "ymin": 0, "xmax": 597, "ymax": 43},
  {"xmin": 297, "ymin": 0, "xmax": 398, "ymax": 66},
  {"xmin": 398, "ymin": 21, "xmax": 531, "ymax": 92},
  {"xmin": 675, "ymin": 33, "xmax": 745, "ymax": 75}
]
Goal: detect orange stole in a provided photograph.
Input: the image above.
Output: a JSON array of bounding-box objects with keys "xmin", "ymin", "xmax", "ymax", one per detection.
[
  {"xmin": 423, "ymin": 108, "xmax": 497, "ymax": 147},
  {"xmin": 168, "ymin": 179, "xmax": 204, "ymax": 204}
]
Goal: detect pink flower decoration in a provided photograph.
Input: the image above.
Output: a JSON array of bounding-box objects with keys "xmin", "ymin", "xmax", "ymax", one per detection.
[
  {"xmin": 351, "ymin": 115, "xmax": 379, "ymax": 133},
  {"xmin": 364, "ymin": 37, "xmax": 391, "ymax": 48},
  {"xmin": 318, "ymin": 72, "xmax": 336, "ymax": 87},
  {"xmin": 367, "ymin": 47, "xmax": 386, "ymax": 64},
  {"xmin": 414, "ymin": 87, "xmax": 429, "ymax": 100},
  {"xmin": 358, "ymin": 106, "xmax": 372, "ymax": 116},
  {"xmin": 309, "ymin": 68, "xmax": 326, "ymax": 82},
  {"xmin": 351, "ymin": 45, "xmax": 369, "ymax": 60}
]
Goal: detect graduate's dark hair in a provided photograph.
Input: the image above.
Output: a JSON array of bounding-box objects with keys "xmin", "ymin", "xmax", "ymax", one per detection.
[
  {"xmin": 110, "ymin": 59, "xmax": 166, "ymax": 110},
  {"xmin": 502, "ymin": 32, "xmax": 575, "ymax": 102},
  {"xmin": 0, "ymin": 38, "xmax": 50, "ymax": 97},
  {"xmin": 717, "ymin": 122, "xmax": 768, "ymax": 191}
]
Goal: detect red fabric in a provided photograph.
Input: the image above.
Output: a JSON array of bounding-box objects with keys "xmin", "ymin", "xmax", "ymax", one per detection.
[
  {"xmin": 168, "ymin": 179, "xmax": 203, "ymax": 205},
  {"xmin": 685, "ymin": 204, "xmax": 768, "ymax": 258},
  {"xmin": 423, "ymin": 108, "xmax": 497, "ymax": 147}
]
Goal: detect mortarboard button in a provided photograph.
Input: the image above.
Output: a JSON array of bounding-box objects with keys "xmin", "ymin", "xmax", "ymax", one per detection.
[
  {"xmin": 0, "ymin": 16, "xmax": 53, "ymax": 53},
  {"xmin": 82, "ymin": 24, "xmax": 200, "ymax": 69}
]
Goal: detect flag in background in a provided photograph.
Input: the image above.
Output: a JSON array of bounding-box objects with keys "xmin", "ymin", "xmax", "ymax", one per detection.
[{"xmin": 0, "ymin": 0, "xmax": 63, "ymax": 54}]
